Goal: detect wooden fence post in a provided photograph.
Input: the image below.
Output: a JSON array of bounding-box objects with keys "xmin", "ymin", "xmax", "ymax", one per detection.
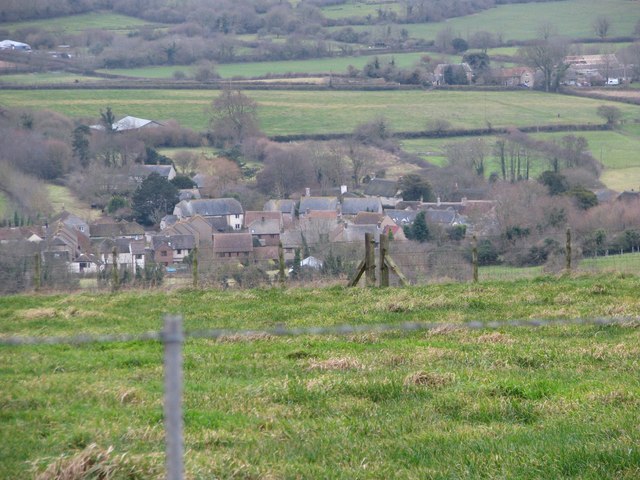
[
  {"xmin": 192, "ymin": 247, "xmax": 198, "ymax": 288},
  {"xmin": 365, "ymin": 233, "xmax": 376, "ymax": 287},
  {"xmin": 278, "ymin": 241, "xmax": 286, "ymax": 287},
  {"xmin": 380, "ymin": 233, "xmax": 389, "ymax": 288},
  {"xmin": 566, "ymin": 228, "xmax": 572, "ymax": 273},
  {"xmin": 472, "ymin": 235, "xmax": 479, "ymax": 283},
  {"xmin": 34, "ymin": 253, "xmax": 41, "ymax": 291}
]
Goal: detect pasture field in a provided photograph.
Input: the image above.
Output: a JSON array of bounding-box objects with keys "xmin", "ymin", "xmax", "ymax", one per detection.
[
  {"xmin": 98, "ymin": 52, "xmax": 436, "ymax": 80},
  {"xmin": 1, "ymin": 88, "xmax": 638, "ymax": 135},
  {"xmin": 320, "ymin": 0, "xmax": 403, "ymax": 20},
  {"xmin": 331, "ymin": 0, "xmax": 639, "ymax": 43},
  {"xmin": 0, "ymin": 72, "xmax": 101, "ymax": 85},
  {"xmin": 401, "ymin": 127, "xmax": 640, "ymax": 190},
  {"xmin": 0, "ymin": 11, "xmax": 164, "ymax": 34},
  {"xmin": 2, "ymin": 276, "xmax": 640, "ymax": 478},
  {"xmin": 46, "ymin": 185, "xmax": 99, "ymax": 220}
]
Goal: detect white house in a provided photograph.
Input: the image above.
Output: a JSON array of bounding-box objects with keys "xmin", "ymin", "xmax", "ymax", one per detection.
[{"xmin": 173, "ymin": 198, "xmax": 244, "ymax": 230}]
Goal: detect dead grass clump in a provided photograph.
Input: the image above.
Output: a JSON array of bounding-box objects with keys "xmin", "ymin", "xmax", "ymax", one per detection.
[
  {"xmin": 427, "ymin": 324, "xmax": 461, "ymax": 336},
  {"xmin": 117, "ymin": 388, "xmax": 139, "ymax": 405},
  {"xmin": 34, "ymin": 444, "xmax": 128, "ymax": 480},
  {"xmin": 19, "ymin": 308, "xmax": 57, "ymax": 320},
  {"xmin": 347, "ymin": 332, "xmax": 381, "ymax": 344},
  {"xmin": 404, "ymin": 371, "xmax": 455, "ymax": 389},
  {"xmin": 476, "ymin": 332, "xmax": 515, "ymax": 344},
  {"xmin": 307, "ymin": 357, "xmax": 364, "ymax": 371},
  {"xmin": 217, "ymin": 333, "xmax": 275, "ymax": 343}
]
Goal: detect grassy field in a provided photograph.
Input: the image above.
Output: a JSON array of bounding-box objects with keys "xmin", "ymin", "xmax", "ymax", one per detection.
[
  {"xmin": 0, "ymin": 72, "xmax": 102, "ymax": 85},
  {"xmin": 401, "ymin": 126, "xmax": 640, "ymax": 190},
  {"xmin": 0, "ymin": 191, "xmax": 8, "ymax": 219},
  {"xmin": 0, "ymin": 11, "xmax": 164, "ymax": 34},
  {"xmin": 97, "ymin": 52, "xmax": 438, "ymax": 79},
  {"xmin": 2, "ymin": 275, "xmax": 640, "ymax": 478},
  {"xmin": 329, "ymin": 0, "xmax": 639, "ymax": 43},
  {"xmin": 320, "ymin": 0, "xmax": 403, "ymax": 20},
  {"xmin": 1, "ymin": 88, "xmax": 638, "ymax": 135},
  {"xmin": 46, "ymin": 185, "xmax": 99, "ymax": 221}
]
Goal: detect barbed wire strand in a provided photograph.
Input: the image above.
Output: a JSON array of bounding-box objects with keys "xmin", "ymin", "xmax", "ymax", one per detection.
[{"xmin": 1, "ymin": 316, "xmax": 638, "ymax": 347}]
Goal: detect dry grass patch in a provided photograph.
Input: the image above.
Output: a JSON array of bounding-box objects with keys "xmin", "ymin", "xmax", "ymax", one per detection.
[
  {"xmin": 404, "ymin": 371, "xmax": 455, "ymax": 388},
  {"xmin": 307, "ymin": 357, "xmax": 364, "ymax": 371},
  {"xmin": 18, "ymin": 308, "xmax": 58, "ymax": 320},
  {"xmin": 33, "ymin": 443, "xmax": 160, "ymax": 480},
  {"xmin": 475, "ymin": 332, "xmax": 515, "ymax": 344},
  {"xmin": 217, "ymin": 332, "xmax": 275, "ymax": 343}
]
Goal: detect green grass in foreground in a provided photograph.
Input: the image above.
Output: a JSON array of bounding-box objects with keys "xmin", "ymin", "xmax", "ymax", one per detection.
[
  {"xmin": 1, "ymin": 275, "xmax": 640, "ymax": 478},
  {"xmin": 1, "ymin": 88, "xmax": 638, "ymax": 135},
  {"xmin": 0, "ymin": 11, "xmax": 164, "ymax": 34}
]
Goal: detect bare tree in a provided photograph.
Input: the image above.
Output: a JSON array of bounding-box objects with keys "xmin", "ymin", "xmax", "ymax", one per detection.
[
  {"xmin": 172, "ymin": 151, "xmax": 199, "ymax": 175},
  {"xmin": 593, "ymin": 15, "xmax": 611, "ymax": 40},
  {"xmin": 518, "ymin": 26, "xmax": 569, "ymax": 92},
  {"xmin": 208, "ymin": 88, "xmax": 260, "ymax": 147}
]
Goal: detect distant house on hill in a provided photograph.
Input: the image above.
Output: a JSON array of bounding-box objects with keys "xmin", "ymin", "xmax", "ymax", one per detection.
[
  {"xmin": 129, "ymin": 164, "xmax": 176, "ymax": 183},
  {"xmin": 0, "ymin": 40, "xmax": 31, "ymax": 51},
  {"xmin": 173, "ymin": 198, "xmax": 244, "ymax": 230},
  {"xmin": 495, "ymin": 67, "xmax": 535, "ymax": 88},
  {"xmin": 90, "ymin": 116, "xmax": 163, "ymax": 132}
]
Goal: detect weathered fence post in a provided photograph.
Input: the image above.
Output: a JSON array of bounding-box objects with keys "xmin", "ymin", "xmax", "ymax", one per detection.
[
  {"xmin": 111, "ymin": 247, "xmax": 119, "ymax": 292},
  {"xmin": 472, "ymin": 235, "xmax": 479, "ymax": 283},
  {"xmin": 365, "ymin": 232, "xmax": 376, "ymax": 287},
  {"xmin": 278, "ymin": 241, "xmax": 286, "ymax": 286},
  {"xmin": 380, "ymin": 233, "xmax": 389, "ymax": 287},
  {"xmin": 192, "ymin": 247, "xmax": 198, "ymax": 288},
  {"xmin": 566, "ymin": 228, "xmax": 572, "ymax": 273},
  {"xmin": 163, "ymin": 315, "xmax": 184, "ymax": 480},
  {"xmin": 34, "ymin": 253, "xmax": 41, "ymax": 291}
]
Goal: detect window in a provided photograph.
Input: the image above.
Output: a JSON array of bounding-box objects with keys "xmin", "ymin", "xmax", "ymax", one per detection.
[
  {"xmin": 161, "ymin": 251, "xmax": 168, "ymax": 257},
  {"xmin": 177, "ymin": 249, "xmax": 182, "ymax": 255}
]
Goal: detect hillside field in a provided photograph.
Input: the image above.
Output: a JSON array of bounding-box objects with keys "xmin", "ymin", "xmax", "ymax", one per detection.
[
  {"xmin": 2, "ymin": 275, "xmax": 640, "ymax": 478},
  {"xmin": 331, "ymin": 0, "xmax": 640, "ymax": 43},
  {"xmin": 1, "ymin": 88, "xmax": 638, "ymax": 135}
]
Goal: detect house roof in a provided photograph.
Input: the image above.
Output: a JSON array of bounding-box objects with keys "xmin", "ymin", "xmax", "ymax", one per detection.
[
  {"xmin": 280, "ymin": 230, "xmax": 304, "ymax": 249},
  {"xmin": 364, "ymin": 178, "xmax": 399, "ymax": 197},
  {"xmin": 152, "ymin": 234, "xmax": 195, "ymax": 251},
  {"xmin": 0, "ymin": 40, "xmax": 31, "ymax": 50},
  {"xmin": 113, "ymin": 116, "xmax": 162, "ymax": 132},
  {"xmin": 213, "ymin": 233, "xmax": 253, "ymax": 253},
  {"xmin": 299, "ymin": 196, "xmax": 338, "ymax": 213},
  {"xmin": 338, "ymin": 224, "xmax": 380, "ymax": 243},
  {"xmin": 0, "ymin": 226, "xmax": 44, "ymax": 243},
  {"xmin": 248, "ymin": 218, "xmax": 281, "ymax": 235},
  {"xmin": 264, "ymin": 199, "xmax": 296, "ymax": 215},
  {"xmin": 244, "ymin": 211, "xmax": 282, "ymax": 228},
  {"xmin": 129, "ymin": 164, "xmax": 175, "ymax": 178},
  {"xmin": 353, "ymin": 212, "xmax": 384, "ymax": 225},
  {"xmin": 384, "ymin": 209, "xmax": 418, "ymax": 225},
  {"xmin": 178, "ymin": 189, "xmax": 201, "ymax": 201},
  {"xmin": 90, "ymin": 220, "xmax": 144, "ymax": 239},
  {"xmin": 341, "ymin": 197, "xmax": 383, "ymax": 216},
  {"xmin": 192, "ymin": 173, "xmax": 209, "ymax": 189},
  {"xmin": 423, "ymin": 208, "xmax": 457, "ymax": 225},
  {"xmin": 174, "ymin": 198, "xmax": 243, "ymax": 217}
]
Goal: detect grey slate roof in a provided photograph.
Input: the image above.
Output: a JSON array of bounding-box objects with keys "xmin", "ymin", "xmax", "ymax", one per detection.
[
  {"xmin": 152, "ymin": 234, "xmax": 195, "ymax": 251},
  {"xmin": 299, "ymin": 196, "xmax": 338, "ymax": 213},
  {"xmin": 248, "ymin": 218, "xmax": 281, "ymax": 235},
  {"xmin": 424, "ymin": 208, "xmax": 457, "ymax": 225},
  {"xmin": 174, "ymin": 198, "xmax": 243, "ymax": 217},
  {"xmin": 364, "ymin": 178, "xmax": 399, "ymax": 198},
  {"xmin": 264, "ymin": 199, "xmax": 296, "ymax": 215},
  {"xmin": 384, "ymin": 209, "xmax": 418, "ymax": 225},
  {"xmin": 213, "ymin": 233, "xmax": 253, "ymax": 253},
  {"xmin": 90, "ymin": 220, "xmax": 144, "ymax": 239},
  {"xmin": 341, "ymin": 197, "xmax": 383, "ymax": 216}
]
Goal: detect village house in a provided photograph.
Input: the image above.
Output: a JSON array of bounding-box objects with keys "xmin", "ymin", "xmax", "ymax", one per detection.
[
  {"xmin": 173, "ymin": 198, "xmax": 244, "ymax": 230},
  {"xmin": 564, "ymin": 54, "xmax": 627, "ymax": 86},
  {"xmin": 298, "ymin": 196, "xmax": 339, "ymax": 218},
  {"xmin": 263, "ymin": 199, "xmax": 296, "ymax": 227},
  {"xmin": 89, "ymin": 219, "xmax": 145, "ymax": 241},
  {"xmin": 341, "ymin": 197, "xmax": 383, "ymax": 217},
  {"xmin": 129, "ymin": 164, "xmax": 176, "ymax": 183},
  {"xmin": 152, "ymin": 234, "xmax": 195, "ymax": 266},
  {"xmin": 247, "ymin": 217, "xmax": 281, "ymax": 247},
  {"xmin": 363, "ymin": 178, "xmax": 402, "ymax": 208},
  {"xmin": 213, "ymin": 233, "xmax": 254, "ymax": 260},
  {"xmin": 96, "ymin": 238, "xmax": 146, "ymax": 273},
  {"xmin": 495, "ymin": 67, "xmax": 535, "ymax": 88}
]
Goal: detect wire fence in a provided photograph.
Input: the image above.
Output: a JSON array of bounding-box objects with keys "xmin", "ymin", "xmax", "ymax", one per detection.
[
  {"xmin": 2, "ymin": 227, "xmax": 640, "ymax": 294},
  {"xmin": 2, "ymin": 314, "xmax": 639, "ymax": 480}
]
